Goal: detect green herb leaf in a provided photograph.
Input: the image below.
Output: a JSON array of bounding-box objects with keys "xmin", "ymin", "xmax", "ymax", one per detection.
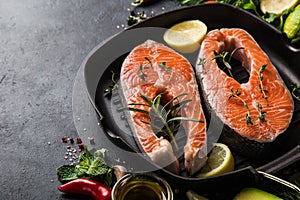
[
  {"xmin": 121, "ymin": 107, "xmax": 150, "ymax": 115},
  {"xmin": 291, "ymin": 82, "xmax": 300, "ymax": 102},
  {"xmin": 259, "ymin": 111, "xmax": 266, "ymax": 120},
  {"xmin": 104, "ymin": 71, "xmax": 119, "ymax": 95},
  {"xmin": 56, "ymin": 165, "xmax": 78, "ymax": 182},
  {"xmin": 246, "ymin": 113, "xmax": 253, "ymax": 125},
  {"xmin": 56, "ymin": 146, "xmax": 114, "ymax": 187}
]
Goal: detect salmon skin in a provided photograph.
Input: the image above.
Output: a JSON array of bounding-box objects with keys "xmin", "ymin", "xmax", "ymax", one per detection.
[
  {"xmin": 120, "ymin": 40, "xmax": 207, "ymax": 175},
  {"xmin": 197, "ymin": 28, "xmax": 294, "ymax": 143}
]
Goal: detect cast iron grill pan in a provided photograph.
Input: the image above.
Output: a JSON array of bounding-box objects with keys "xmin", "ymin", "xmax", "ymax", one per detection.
[{"xmin": 84, "ymin": 3, "xmax": 300, "ymax": 188}]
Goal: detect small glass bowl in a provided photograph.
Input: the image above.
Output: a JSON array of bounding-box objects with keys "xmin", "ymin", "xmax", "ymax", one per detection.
[{"xmin": 111, "ymin": 173, "xmax": 173, "ymax": 200}]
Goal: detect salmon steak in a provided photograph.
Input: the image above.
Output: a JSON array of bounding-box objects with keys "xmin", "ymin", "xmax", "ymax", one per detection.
[
  {"xmin": 197, "ymin": 28, "xmax": 294, "ymax": 143},
  {"xmin": 120, "ymin": 40, "xmax": 207, "ymax": 175}
]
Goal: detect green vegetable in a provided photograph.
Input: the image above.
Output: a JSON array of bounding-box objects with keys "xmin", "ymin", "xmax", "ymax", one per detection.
[
  {"xmin": 56, "ymin": 165, "xmax": 78, "ymax": 182},
  {"xmin": 215, "ymin": 0, "xmax": 295, "ymax": 32},
  {"xmin": 56, "ymin": 146, "xmax": 114, "ymax": 187},
  {"xmin": 233, "ymin": 188, "xmax": 282, "ymax": 200}
]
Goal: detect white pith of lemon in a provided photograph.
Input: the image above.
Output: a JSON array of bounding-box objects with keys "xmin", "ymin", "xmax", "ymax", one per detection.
[
  {"xmin": 196, "ymin": 143, "xmax": 235, "ymax": 178},
  {"xmin": 163, "ymin": 20, "xmax": 207, "ymax": 53},
  {"xmin": 260, "ymin": 0, "xmax": 300, "ymax": 14}
]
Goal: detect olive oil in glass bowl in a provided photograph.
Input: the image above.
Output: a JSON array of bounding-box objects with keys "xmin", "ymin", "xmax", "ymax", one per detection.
[{"xmin": 112, "ymin": 173, "xmax": 173, "ymax": 200}]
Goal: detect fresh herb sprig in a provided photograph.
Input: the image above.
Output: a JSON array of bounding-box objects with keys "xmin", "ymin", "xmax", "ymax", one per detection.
[
  {"xmin": 291, "ymin": 82, "xmax": 300, "ymax": 102},
  {"xmin": 212, "ymin": 47, "xmax": 244, "ymax": 78},
  {"xmin": 159, "ymin": 62, "xmax": 172, "ymax": 71},
  {"xmin": 122, "ymin": 91, "xmax": 203, "ymax": 150},
  {"xmin": 198, "ymin": 57, "xmax": 206, "ymax": 66},
  {"xmin": 56, "ymin": 146, "xmax": 114, "ymax": 187},
  {"xmin": 256, "ymin": 103, "xmax": 266, "ymax": 121},
  {"xmin": 104, "ymin": 71, "xmax": 119, "ymax": 95},
  {"xmin": 229, "ymin": 88, "xmax": 253, "ymax": 125},
  {"xmin": 258, "ymin": 64, "xmax": 269, "ymax": 105},
  {"xmin": 138, "ymin": 57, "xmax": 152, "ymax": 80}
]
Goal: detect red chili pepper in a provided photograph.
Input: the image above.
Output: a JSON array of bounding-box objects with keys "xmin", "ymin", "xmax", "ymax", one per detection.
[{"xmin": 58, "ymin": 178, "xmax": 111, "ymax": 200}]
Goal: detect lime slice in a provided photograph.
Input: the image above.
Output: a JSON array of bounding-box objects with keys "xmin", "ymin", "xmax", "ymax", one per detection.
[
  {"xmin": 196, "ymin": 143, "xmax": 234, "ymax": 178},
  {"xmin": 260, "ymin": 0, "xmax": 299, "ymax": 14},
  {"xmin": 284, "ymin": 4, "xmax": 300, "ymax": 39},
  {"xmin": 163, "ymin": 20, "xmax": 207, "ymax": 53}
]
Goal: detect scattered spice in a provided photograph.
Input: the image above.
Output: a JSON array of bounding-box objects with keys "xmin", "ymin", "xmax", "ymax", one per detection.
[
  {"xmin": 78, "ymin": 143, "xmax": 84, "ymax": 149},
  {"xmin": 62, "ymin": 136, "xmax": 68, "ymax": 143},
  {"xmin": 228, "ymin": 88, "xmax": 253, "ymax": 125},
  {"xmin": 88, "ymin": 137, "xmax": 95, "ymax": 144},
  {"xmin": 76, "ymin": 137, "xmax": 83, "ymax": 144}
]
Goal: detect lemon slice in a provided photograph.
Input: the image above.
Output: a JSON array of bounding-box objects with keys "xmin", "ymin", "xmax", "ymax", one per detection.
[
  {"xmin": 163, "ymin": 20, "xmax": 207, "ymax": 53},
  {"xmin": 284, "ymin": 4, "xmax": 300, "ymax": 39},
  {"xmin": 260, "ymin": 0, "xmax": 300, "ymax": 14},
  {"xmin": 196, "ymin": 143, "xmax": 234, "ymax": 178}
]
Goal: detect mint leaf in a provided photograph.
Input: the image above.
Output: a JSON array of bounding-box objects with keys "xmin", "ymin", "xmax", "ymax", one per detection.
[
  {"xmin": 56, "ymin": 165, "xmax": 78, "ymax": 182},
  {"xmin": 56, "ymin": 146, "xmax": 115, "ymax": 187}
]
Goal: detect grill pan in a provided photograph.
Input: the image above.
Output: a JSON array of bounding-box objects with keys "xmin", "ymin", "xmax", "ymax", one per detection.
[{"xmin": 83, "ymin": 3, "xmax": 300, "ymax": 197}]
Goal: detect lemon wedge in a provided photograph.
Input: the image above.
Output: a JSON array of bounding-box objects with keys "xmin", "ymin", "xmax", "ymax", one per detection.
[
  {"xmin": 163, "ymin": 20, "xmax": 207, "ymax": 53},
  {"xmin": 260, "ymin": 0, "xmax": 300, "ymax": 14},
  {"xmin": 196, "ymin": 143, "xmax": 234, "ymax": 178}
]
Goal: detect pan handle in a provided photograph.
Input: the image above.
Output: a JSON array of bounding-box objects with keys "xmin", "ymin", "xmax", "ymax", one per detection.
[{"xmin": 257, "ymin": 144, "xmax": 300, "ymax": 174}]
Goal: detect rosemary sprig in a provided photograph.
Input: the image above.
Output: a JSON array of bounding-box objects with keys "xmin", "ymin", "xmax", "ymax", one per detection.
[
  {"xmin": 291, "ymin": 82, "xmax": 300, "ymax": 102},
  {"xmin": 212, "ymin": 47, "xmax": 244, "ymax": 77},
  {"xmin": 228, "ymin": 88, "xmax": 253, "ymax": 125},
  {"xmin": 256, "ymin": 103, "xmax": 266, "ymax": 121},
  {"xmin": 257, "ymin": 64, "xmax": 269, "ymax": 105},
  {"xmin": 122, "ymin": 91, "xmax": 203, "ymax": 151},
  {"xmin": 104, "ymin": 71, "xmax": 119, "ymax": 94}
]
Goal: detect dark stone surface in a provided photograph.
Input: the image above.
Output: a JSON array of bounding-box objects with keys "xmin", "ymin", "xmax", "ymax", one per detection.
[{"xmin": 0, "ymin": 0, "xmax": 180, "ymax": 199}]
